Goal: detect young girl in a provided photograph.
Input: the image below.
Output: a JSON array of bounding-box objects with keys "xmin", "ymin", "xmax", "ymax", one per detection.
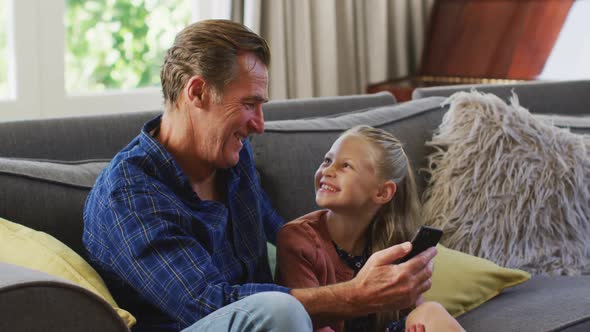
[{"xmin": 276, "ymin": 125, "xmax": 463, "ymax": 332}]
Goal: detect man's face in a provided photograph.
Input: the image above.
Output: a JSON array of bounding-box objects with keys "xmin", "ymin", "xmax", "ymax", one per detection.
[{"xmin": 199, "ymin": 52, "xmax": 268, "ymax": 169}]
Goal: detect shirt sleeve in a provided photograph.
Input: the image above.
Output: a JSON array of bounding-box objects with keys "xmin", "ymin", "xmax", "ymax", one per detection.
[
  {"xmin": 103, "ymin": 186, "xmax": 290, "ymax": 329},
  {"xmin": 275, "ymin": 222, "xmax": 322, "ymax": 289},
  {"xmin": 276, "ymin": 221, "xmax": 345, "ymax": 332}
]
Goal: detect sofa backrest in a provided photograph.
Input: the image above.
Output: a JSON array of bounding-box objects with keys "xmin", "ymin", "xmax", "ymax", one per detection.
[
  {"xmin": 0, "ymin": 111, "xmax": 161, "ymax": 161},
  {"xmin": 263, "ymin": 92, "xmax": 396, "ymax": 121},
  {"xmin": 412, "ymin": 80, "xmax": 590, "ymax": 116},
  {"xmin": 0, "ymin": 92, "xmax": 395, "ymax": 161},
  {"xmin": 2, "ymin": 86, "xmax": 586, "ymax": 255},
  {"xmin": 0, "ymin": 92, "xmax": 396, "ymax": 255},
  {"xmin": 251, "ymin": 97, "xmax": 448, "ymax": 221}
]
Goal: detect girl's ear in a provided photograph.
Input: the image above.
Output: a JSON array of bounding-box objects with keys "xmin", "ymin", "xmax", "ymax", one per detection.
[
  {"xmin": 374, "ymin": 180, "xmax": 397, "ymax": 204},
  {"xmin": 185, "ymin": 76, "xmax": 208, "ymax": 109}
]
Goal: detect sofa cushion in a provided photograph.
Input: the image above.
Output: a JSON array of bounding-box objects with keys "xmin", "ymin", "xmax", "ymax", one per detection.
[
  {"xmin": 457, "ymin": 275, "xmax": 590, "ymax": 332},
  {"xmin": 422, "ymin": 91, "xmax": 590, "ymax": 276},
  {"xmin": 424, "ymin": 245, "xmax": 530, "ymax": 317},
  {"xmin": 0, "ymin": 158, "xmax": 107, "ymax": 254},
  {"xmin": 412, "ymin": 80, "xmax": 590, "ymax": 116},
  {"xmin": 0, "ymin": 112, "xmax": 159, "ymax": 160},
  {"xmin": 0, "ymin": 217, "xmax": 135, "ymax": 327},
  {"xmin": 251, "ymin": 96, "xmax": 447, "ymax": 221},
  {"xmin": 262, "ymin": 91, "xmax": 396, "ymax": 121}
]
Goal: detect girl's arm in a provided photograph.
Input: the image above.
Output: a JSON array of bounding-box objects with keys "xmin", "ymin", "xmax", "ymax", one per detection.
[
  {"xmin": 275, "ymin": 223, "xmax": 321, "ymax": 289},
  {"xmin": 277, "ymin": 221, "xmax": 436, "ymax": 330},
  {"xmin": 276, "ymin": 222, "xmax": 337, "ymax": 331}
]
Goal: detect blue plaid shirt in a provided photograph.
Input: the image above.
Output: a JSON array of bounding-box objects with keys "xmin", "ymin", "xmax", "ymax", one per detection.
[{"xmin": 83, "ymin": 116, "xmax": 289, "ymax": 332}]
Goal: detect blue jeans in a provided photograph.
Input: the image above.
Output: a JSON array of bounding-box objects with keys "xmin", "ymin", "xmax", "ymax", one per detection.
[{"xmin": 182, "ymin": 291, "xmax": 312, "ymax": 332}]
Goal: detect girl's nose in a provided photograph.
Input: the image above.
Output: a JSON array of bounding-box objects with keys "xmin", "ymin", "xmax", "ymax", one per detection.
[{"xmin": 322, "ymin": 164, "xmax": 335, "ymax": 177}]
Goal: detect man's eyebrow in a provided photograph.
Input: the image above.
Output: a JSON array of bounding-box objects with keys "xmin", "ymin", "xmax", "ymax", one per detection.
[{"xmin": 243, "ymin": 95, "xmax": 269, "ymax": 103}]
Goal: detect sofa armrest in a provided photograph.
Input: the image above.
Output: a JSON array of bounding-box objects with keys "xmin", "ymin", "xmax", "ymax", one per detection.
[{"xmin": 0, "ymin": 262, "xmax": 128, "ymax": 332}]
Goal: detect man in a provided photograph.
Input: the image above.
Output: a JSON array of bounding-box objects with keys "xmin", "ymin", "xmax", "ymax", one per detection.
[{"xmin": 83, "ymin": 20, "xmax": 436, "ymax": 332}]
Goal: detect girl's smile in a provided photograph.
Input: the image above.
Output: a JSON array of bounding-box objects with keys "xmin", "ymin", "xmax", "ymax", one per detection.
[{"xmin": 314, "ymin": 134, "xmax": 382, "ymax": 213}]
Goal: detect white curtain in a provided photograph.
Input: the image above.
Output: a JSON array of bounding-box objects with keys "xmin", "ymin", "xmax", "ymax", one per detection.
[{"xmin": 232, "ymin": 0, "xmax": 435, "ymax": 99}]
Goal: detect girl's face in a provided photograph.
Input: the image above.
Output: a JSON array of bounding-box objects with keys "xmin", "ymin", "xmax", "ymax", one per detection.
[{"xmin": 314, "ymin": 134, "xmax": 385, "ymax": 213}]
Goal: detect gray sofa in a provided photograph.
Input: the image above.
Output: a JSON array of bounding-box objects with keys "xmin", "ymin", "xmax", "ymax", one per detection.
[
  {"xmin": 0, "ymin": 83, "xmax": 589, "ymax": 331},
  {"xmin": 412, "ymin": 79, "xmax": 590, "ymax": 116}
]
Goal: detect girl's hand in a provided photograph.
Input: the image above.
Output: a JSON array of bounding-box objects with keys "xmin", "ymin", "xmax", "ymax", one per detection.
[{"xmin": 406, "ymin": 323, "xmax": 426, "ymax": 332}]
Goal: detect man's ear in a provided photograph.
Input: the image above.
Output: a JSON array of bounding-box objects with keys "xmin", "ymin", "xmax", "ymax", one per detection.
[
  {"xmin": 374, "ymin": 180, "xmax": 397, "ymax": 205},
  {"xmin": 185, "ymin": 76, "xmax": 207, "ymax": 108}
]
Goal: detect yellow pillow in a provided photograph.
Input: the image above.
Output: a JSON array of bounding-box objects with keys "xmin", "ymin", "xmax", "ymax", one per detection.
[
  {"xmin": 424, "ymin": 245, "xmax": 530, "ymax": 317},
  {"xmin": 0, "ymin": 217, "xmax": 136, "ymax": 328}
]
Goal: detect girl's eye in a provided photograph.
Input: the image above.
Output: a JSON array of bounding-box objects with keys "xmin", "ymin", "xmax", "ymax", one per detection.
[
  {"xmin": 323, "ymin": 157, "xmax": 332, "ymax": 165},
  {"xmin": 343, "ymin": 162, "xmax": 352, "ymax": 169}
]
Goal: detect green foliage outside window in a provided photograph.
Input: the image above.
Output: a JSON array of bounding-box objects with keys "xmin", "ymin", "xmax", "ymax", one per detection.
[{"xmin": 65, "ymin": 0, "xmax": 191, "ymax": 93}]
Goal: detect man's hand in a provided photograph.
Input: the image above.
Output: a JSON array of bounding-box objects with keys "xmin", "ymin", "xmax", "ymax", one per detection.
[
  {"xmin": 348, "ymin": 241, "xmax": 436, "ymax": 314},
  {"xmin": 290, "ymin": 242, "xmax": 436, "ymax": 324}
]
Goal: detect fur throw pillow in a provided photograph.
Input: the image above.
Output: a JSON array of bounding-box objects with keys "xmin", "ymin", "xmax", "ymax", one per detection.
[{"xmin": 422, "ymin": 91, "xmax": 590, "ymax": 276}]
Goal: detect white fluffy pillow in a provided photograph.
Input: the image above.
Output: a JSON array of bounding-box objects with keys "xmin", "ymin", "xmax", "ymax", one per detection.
[{"xmin": 422, "ymin": 91, "xmax": 590, "ymax": 276}]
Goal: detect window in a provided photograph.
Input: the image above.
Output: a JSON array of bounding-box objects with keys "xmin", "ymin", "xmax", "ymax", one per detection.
[
  {"xmin": 0, "ymin": 0, "xmax": 11, "ymax": 99},
  {"xmin": 539, "ymin": 1, "xmax": 590, "ymax": 80},
  {"xmin": 1, "ymin": 0, "xmax": 231, "ymax": 121},
  {"xmin": 65, "ymin": 0, "xmax": 191, "ymax": 94}
]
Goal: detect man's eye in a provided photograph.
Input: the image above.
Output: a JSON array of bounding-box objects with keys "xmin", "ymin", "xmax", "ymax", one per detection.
[
  {"xmin": 343, "ymin": 162, "xmax": 352, "ymax": 169},
  {"xmin": 323, "ymin": 158, "xmax": 331, "ymax": 165}
]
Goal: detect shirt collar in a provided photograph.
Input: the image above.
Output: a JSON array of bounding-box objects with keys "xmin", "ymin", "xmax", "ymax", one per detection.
[
  {"xmin": 139, "ymin": 115, "xmax": 195, "ymax": 197},
  {"xmin": 138, "ymin": 115, "xmax": 242, "ymax": 201}
]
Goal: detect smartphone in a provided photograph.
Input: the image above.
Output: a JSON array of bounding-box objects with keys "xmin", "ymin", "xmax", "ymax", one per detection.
[{"xmin": 397, "ymin": 226, "xmax": 443, "ymax": 263}]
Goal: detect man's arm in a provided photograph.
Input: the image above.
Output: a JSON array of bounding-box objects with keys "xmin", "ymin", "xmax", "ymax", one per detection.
[
  {"xmin": 85, "ymin": 186, "xmax": 290, "ymax": 329},
  {"xmin": 291, "ymin": 243, "xmax": 436, "ymax": 322}
]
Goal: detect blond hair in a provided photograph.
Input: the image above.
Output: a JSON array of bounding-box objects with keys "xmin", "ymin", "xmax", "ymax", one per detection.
[
  {"xmin": 343, "ymin": 125, "xmax": 421, "ymax": 330},
  {"xmin": 160, "ymin": 19, "xmax": 270, "ymax": 106}
]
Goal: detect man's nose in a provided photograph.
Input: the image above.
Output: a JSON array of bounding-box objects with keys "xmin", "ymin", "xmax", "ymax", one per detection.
[{"xmin": 248, "ymin": 106, "xmax": 264, "ymax": 134}]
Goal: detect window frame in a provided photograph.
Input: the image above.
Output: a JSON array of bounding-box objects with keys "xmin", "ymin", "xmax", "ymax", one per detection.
[{"xmin": 1, "ymin": 0, "xmax": 232, "ymax": 121}]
